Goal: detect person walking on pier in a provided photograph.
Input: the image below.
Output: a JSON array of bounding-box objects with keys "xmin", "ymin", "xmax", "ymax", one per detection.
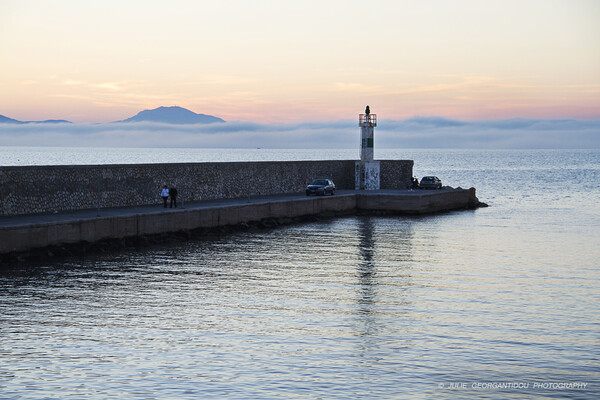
[
  {"xmin": 169, "ymin": 186, "xmax": 178, "ymax": 208},
  {"xmin": 412, "ymin": 177, "xmax": 419, "ymax": 190},
  {"xmin": 160, "ymin": 185, "xmax": 169, "ymax": 208}
]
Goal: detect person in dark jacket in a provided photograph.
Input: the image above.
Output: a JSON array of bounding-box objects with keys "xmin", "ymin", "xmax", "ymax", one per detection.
[
  {"xmin": 411, "ymin": 177, "xmax": 419, "ymax": 190},
  {"xmin": 169, "ymin": 186, "xmax": 178, "ymax": 208}
]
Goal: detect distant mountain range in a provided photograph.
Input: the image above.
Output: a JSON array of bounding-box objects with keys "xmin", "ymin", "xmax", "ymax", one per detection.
[
  {"xmin": 0, "ymin": 106, "xmax": 225, "ymax": 125},
  {"xmin": 0, "ymin": 114, "xmax": 72, "ymax": 124},
  {"xmin": 116, "ymin": 106, "xmax": 225, "ymax": 124}
]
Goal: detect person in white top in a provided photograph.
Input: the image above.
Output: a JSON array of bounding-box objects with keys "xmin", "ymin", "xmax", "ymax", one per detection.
[{"xmin": 160, "ymin": 185, "xmax": 169, "ymax": 208}]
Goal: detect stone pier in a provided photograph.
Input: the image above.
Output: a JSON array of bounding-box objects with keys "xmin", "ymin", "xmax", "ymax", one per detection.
[{"xmin": 0, "ymin": 188, "xmax": 485, "ymax": 258}]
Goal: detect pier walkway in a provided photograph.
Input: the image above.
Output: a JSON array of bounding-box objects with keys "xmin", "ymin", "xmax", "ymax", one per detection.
[{"xmin": 0, "ymin": 188, "xmax": 483, "ymax": 257}]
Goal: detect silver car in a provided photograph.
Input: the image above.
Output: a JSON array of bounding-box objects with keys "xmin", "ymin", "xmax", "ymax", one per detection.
[
  {"xmin": 419, "ymin": 176, "xmax": 442, "ymax": 189},
  {"xmin": 306, "ymin": 179, "xmax": 336, "ymax": 196}
]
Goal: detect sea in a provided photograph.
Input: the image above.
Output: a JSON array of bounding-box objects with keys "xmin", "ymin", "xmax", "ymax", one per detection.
[{"xmin": 1, "ymin": 148, "xmax": 599, "ymax": 399}]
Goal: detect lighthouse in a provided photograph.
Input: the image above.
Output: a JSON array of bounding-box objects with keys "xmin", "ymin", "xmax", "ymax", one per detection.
[{"xmin": 355, "ymin": 105, "xmax": 380, "ymax": 190}]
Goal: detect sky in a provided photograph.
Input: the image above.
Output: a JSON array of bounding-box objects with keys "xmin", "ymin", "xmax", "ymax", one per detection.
[{"xmin": 1, "ymin": 0, "xmax": 599, "ymax": 124}]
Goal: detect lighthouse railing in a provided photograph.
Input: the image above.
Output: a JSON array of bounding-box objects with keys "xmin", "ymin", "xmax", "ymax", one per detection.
[{"xmin": 359, "ymin": 114, "xmax": 377, "ymax": 126}]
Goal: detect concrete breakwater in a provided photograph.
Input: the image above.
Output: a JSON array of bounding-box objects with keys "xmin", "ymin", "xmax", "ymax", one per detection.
[
  {"xmin": 0, "ymin": 159, "xmax": 488, "ymax": 261},
  {"xmin": 0, "ymin": 160, "xmax": 413, "ymax": 216},
  {"xmin": 0, "ymin": 188, "xmax": 485, "ymax": 260}
]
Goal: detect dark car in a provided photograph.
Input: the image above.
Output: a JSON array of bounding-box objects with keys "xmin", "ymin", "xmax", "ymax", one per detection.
[
  {"xmin": 306, "ymin": 179, "xmax": 336, "ymax": 196},
  {"xmin": 419, "ymin": 176, "xmax": 442, "ymax": 189}
]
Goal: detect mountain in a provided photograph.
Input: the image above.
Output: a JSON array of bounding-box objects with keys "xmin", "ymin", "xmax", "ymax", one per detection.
[
  {"xmin": 29, "ymin": 119, "xmax": 72, "ymax": 124},
  {"xmin": 0, "ymin": 115, "xmax": 21, "ymax": 124},
  {"xmin": 117, "ymin": 106, "xmax": 225, "ymax": 124},
  {"xmin": 1, "ymin": 107, "xmax": 223, "ymax": 125},
  {"xmin": 0, "ymin": 114, "xmax": 71, "ymax": 124}
]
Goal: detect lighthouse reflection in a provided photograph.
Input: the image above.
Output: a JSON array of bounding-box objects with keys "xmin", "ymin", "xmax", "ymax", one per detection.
[
  {"xmin": 355, "ymin": 216, "xmax": 379, "ymax": 339},
  {"xmin": 354, "ymin": 216, "xmax": 415, "ymax": 339},
  {"xmin": 357, "ymin": 217, "xmax": 376, "ymax": 307}
]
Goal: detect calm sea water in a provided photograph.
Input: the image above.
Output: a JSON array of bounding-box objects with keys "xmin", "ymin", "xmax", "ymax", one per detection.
[{"xmin": 1, "ymin": 148, "xmax": 599, "ymax": 399}]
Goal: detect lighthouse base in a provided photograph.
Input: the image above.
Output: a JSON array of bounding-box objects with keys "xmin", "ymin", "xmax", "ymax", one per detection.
[{"xmin": 355, "ymin": 161, "xmax": 380, "ymax": 190}]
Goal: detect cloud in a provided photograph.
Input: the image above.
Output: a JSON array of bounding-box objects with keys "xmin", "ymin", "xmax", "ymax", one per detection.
[
  {"xmin": 333, "ymin": 82, "xmax": 382, "ymax": 93},
  {"xmin": 379, "ymin": 117, "xmax": 600, "ymax": 148},
  {"xmin": 0, "ymin": 117, "xmax": 598, "ymax": 149}
]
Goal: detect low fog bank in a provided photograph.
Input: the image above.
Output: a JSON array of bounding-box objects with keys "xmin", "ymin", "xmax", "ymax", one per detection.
[{"xmin": 0, "ymin": 117, "xmax": 598, "ymax": 149}]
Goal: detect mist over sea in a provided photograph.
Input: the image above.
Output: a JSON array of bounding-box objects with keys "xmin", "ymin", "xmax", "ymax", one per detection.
[
  {"xmin": 1, "ymin": 117, "xmax": 598, "ymax": 150},
  {"xmin": 1, "ymin": 148, "xmax": 599, "ymax": 399}
]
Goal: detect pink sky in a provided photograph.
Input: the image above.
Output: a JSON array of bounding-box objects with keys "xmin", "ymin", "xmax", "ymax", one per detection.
[{"xmin": 1, "ymin": 0, "xmax": 599, "ymax": 123}]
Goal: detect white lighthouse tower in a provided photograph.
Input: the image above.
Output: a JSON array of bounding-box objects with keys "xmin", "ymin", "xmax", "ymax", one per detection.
[{"xmin": 355, "ymin": 105, "xmax": 380, "ymax": 190}]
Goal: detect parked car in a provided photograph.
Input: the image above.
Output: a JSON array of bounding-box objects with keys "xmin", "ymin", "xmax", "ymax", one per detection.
[
  {"xmin": 419, "ymin": 176, "xmax": 442, "ymax": 189},
  {"xmin": 306, "ymin": 179, "xmax": 336, "ymax": 196}
]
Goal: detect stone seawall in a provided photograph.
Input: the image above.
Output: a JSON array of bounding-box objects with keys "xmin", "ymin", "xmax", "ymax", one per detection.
[
  {"xmin": 0, "ymin": 160, "xmax": 414, "ymax": 216},
  {"xmin": 0, "ymin": 188, "xmax": 484, "ymax": 257}
]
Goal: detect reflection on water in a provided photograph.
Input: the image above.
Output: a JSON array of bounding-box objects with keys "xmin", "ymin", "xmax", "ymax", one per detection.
[
  {"xmin": 1, "ymin": 215, "xmax": 598, "ymax": 399},
  {"xmin": 357, "ymin": 217, "xmax": 377, "ymax": 327}
]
